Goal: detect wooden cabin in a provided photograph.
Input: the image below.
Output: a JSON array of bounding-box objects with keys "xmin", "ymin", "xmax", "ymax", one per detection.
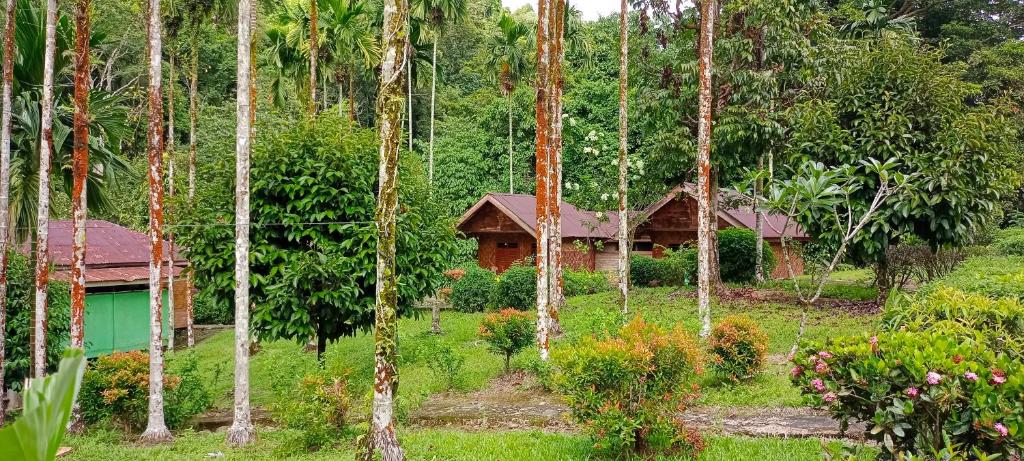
[{"xmin": 457, "ymin": 186, "xmax": 808, "ymax": 278}]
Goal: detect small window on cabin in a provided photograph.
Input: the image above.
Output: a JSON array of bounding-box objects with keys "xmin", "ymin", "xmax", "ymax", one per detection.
[
  {"xmin": 497, "ymin": 242, "xmax": 519, "ymax": 249},
  {"xmin": 666, "ymin": 243, "xmax": 685, "ymax": 251},
  {"xmin": 633, "ymin": 242, "xmax": 654, "ymax": 252}
]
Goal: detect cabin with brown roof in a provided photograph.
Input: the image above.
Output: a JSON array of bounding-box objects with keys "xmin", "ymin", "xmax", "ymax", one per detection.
[{"xmin": 457, "ymin": 187, "xmax": 809, "ymax": 278}]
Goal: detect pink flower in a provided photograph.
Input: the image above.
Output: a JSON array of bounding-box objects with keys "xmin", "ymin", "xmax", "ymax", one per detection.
[
  {"xmin": 991, "ymin": 369, "xmax": 1007, "ymax": 385},
  {"xmin": 823, "ymin": 392, "xmax": 837, "ymax": 403},
  {"xmin": 906, "ymin": 387, "xmax": 919, "ymax": 399},
  {"xmin": 791, "ymin": 366, "xmax": 803, "ymax": 378},
  {"xmin": 818, "ymin": 351, "xmax": 833, "ymax": 359},
  {"xmin": 869, "ymin": 336, "xmax": 879, "ymax": 351},
  {"xmin": 926, "ymin": 371, "xmax": 942, "ymax": 385},
  {"xmin": 963, "ymin": 371, "xmax": 978, "ymax": 382},
  {"xmin": 995, "ymin": 422, "xmax": 1009, "ymax": 438},
  {"xmin": 815, "ymin": 361, "xmax": 830, "ymax": 374},
  {"xmin": 811, "ymin": 378, "xmax": 826, "ymax": 392}
]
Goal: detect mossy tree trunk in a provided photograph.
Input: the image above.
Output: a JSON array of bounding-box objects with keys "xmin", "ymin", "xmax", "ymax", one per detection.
[
  {"xmin": 0, "ymin": 0, "xmax": 15, "ymax": 427},
  {"xmin": 33, "ymin": 0, "xmax": 58, "ymax": 379},
  {"xmin": 616, "ymin": 0, "xmax": 629, "ymax": 314},
  {"xmin": 695, "ymin": 0, "xmax": 717, "ymax": 339}
]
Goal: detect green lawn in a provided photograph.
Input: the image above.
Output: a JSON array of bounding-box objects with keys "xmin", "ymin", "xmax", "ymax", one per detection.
[
  {"xmin": 66, "ymin": 427, "xmax": 876, "ymax": 460},
  {"xmin": 69, "ymin": 286, "xmax": 879, "ymax": 459}
]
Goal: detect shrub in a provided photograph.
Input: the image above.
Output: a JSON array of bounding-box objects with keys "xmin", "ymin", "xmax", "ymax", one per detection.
[
  {"xmin": 274, "ymin": 372, "xmax": 352, "ymax": 450},
  {"xmin": 479, "ymin": 309, "xmax": 535, "ymax": 373},
  {"xmin": 450, "ymin": 265, "xmax": 496, "ymax": 312},
  {"xmin": 630, "ymin": 255, "xmax": 662, "ymax": 287},
  {"xmin": 424, "ymin": 340, "xmax": 466, "ymax": 390},
  {"xmin": 3, "ymin": 252, "xmax": 71, "ymax": 391},
  {"xmin": 555, "ymin": 317, "xmax": 705, "ymax": 457},
  {"xmin": 883, "ymin": 287, "xmax": 1024, "ymax": 355},
  {"xmin": 792, "ymin": 332, "xmax": 1023, "ymax": 459},
  {"xmin": 995, "ymin": 228, "xmax": 1024, "ymax": 256},
  {"xmin": 662, "ymin": 247, "xmax": 697, "ymax": 286},
  {"xmin": 563, "ymin": 269, "xmax": 610, "ymax": 297},
  {"xmin": 718, "ymin": 228, "xmax": 776, "ymax": 283},
  {"xmin": 495, "ymin": 263, "xmax": 536, "ymax": 311},
  {"xmin": 708, "ymin": 315, "xmax": 769, "ymax": 382},
  {"xmin": 80, "ymin": 351, "xmax": 182, "ymax": 431},
  {"xmin": 921, "ymin": 255, "xmax": 1024, "ymax": 302},
  {"xmin": 164, "ymin": 353, "xmax": 213, "ymax": 428}
]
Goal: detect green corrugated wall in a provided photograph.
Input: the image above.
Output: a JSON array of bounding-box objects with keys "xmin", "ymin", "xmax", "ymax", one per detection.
[{"xmin": 84, "ymin": 289, "xmax": 172, "ymax": 358}]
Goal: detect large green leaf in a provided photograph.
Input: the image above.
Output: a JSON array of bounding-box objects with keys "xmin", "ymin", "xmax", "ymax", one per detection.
[{"xmin": 0, "ymin": 349, "xmax": 86, "ymax": 461}]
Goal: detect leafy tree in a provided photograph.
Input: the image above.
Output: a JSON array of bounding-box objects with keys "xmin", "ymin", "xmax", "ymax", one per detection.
[
  {"xmin": 178, "ymin": 115, "xmax": 454, "ymax": 359},
  {"xmin": 784, "ymin": 32, "xmax": 1022, "ymax": 294}
]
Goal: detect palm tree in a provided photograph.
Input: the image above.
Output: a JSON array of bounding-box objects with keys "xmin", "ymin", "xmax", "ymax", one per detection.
[
  {"xmin": 695, "ymin": 0, "xmax": 717, "ymax": 339},
  {"xmin": 68, "ymin": 0, "xmax": 91, "ymax": 434},
  {"xmin": 226, "ymin": 0, "xmax": 256, "ymax": 447},
  {"xmin": 616, "ymin": 0, "xmax": 629, "ymax": 314},
  {"xmin": 309, "ymin": 0, "xmax": 318, "ymax": 115},
  {"xmin": 412, "ymin": 0, "xmax": 466, "ymax": 186},
  {"xmin": 33, "ymin": 0, "xmax": 57, "ymax": 382},
  {"xmin": 486, "ymin": 13, "xmax": 530, "ymax": 194},
  {"xmin": 139, "ymin": 0, "xmax": 172, "ymax": 444},
  {"xmin": 320, "ymin": 0, "xmax": 377, "ymax": 122},
  {"xmin": 0, "ymin": 0, "xmax": 15, "ymax": 427},
  {"xmin": 361, "ymin": 0, "xmax": 406, "ymax": 457}
]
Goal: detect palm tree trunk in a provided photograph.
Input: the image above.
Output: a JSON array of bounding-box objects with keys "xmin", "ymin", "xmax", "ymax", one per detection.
[
  {"xmin": 0, "ymin": 0, "xmax": 15, "ymax": 427},
  {"xmin": 695, "ymin": 0, "xmax": 717, "ymax": 339},
  {"xmin": 428, "ymin": 37, "xmax": 437, "ymax": 186},
  {"xmin": 407, "ymin": 42, "xmax": 412, "ymax": 150},
  {"xmin": 188, "ymin": 30, "xmax": 198, "ymax": 202},
  {"xmin": 754, "ymin": 153, "xmax": 765, "ymax": 283},
  {"xmin": 348, "ymin": 67, "xmax": 356, "ymax": 124},
  {"xmin": 68, "ymin": 0, "xmax": 92, "ymax": 434},
  {"xmin": 337, "ymin": 67, "xmax": 344, "ymax": 117},
  {"xmin": 309, "ymin": 0, "xmax": 318, "ymax": 115},
  {"xmin": 616, "ymin": 0, "xmax": 629, "ymax": 314},
  {"xmin": 33, "ymin": 0, "xmax": 58, "ymax": 381},
  {"xmin": 140, "ymin": 0, "xmax": 172, "ymax": 444},
  {"xmin": 507, "ymin": 92, "xmax": 513, "ymax": 194},
  {"xmin": 185, "ymin": 268, "xmax": 194, "ymax": 347},
  {"xmin": 226, "ymin": 0, "xmax": 256, "ymax": 447},
  {"xmin": 361, "ymin": 1, "xmax": 407, "ymax": 459},
  {"xmin": 165, "ymin": 53, "xmax": 176, "ymax": 352},
  {"xmin": 548, "ymin": 0, "xmax": 566, "ymax": 336},
  {"xmin": 534, "ymin": 0, "xmax": 552, "ymax": 362}
]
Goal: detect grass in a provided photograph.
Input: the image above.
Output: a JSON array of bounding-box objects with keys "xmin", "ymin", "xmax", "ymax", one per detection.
[
  {"xmin": 69, "ymin": 285, "xmax": 880, "ymax": 459},
  {"xmin": 766, "ymin": 268, "xmax": 879, "ymax": 301},
  {"xmin": 65, "ymin": 427, "xmax": 877, "ymax": 460}
]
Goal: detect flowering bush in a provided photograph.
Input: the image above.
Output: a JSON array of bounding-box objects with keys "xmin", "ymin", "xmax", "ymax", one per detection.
[
  {"xmin": 479, "ymin": 309, "xmax": 535, "ymax": 373},
  {"xmin": 80, "ymin": 351, "xmax": 182, "ymax": 431},
  {"xmin": 708, "ymin": 315, "xmax": 769, "ymax": 382},
  {"xmin": 449, "ymin": 265, "xmax": 496, "ymax": 312},
  {"xmin": 555, "ymin": 317, "xmax": 705, "ymax": 457},
  {"xmin": 792, "ymin": 332, "xmax": 1023, "ymax": 459}
]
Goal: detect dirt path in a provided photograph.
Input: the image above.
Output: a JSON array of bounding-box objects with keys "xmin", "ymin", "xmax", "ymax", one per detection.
[{"xmin": 410, "ymin": 372, "xmax": 865, "ymax": 440}]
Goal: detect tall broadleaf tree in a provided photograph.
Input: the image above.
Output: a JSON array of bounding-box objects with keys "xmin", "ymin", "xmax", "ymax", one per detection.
[
  {"xmin": 360, "ymin": 0, "xmax": 407, "ymax": 457},
  {"xmin": 413, "ymin": 0, "xmax": 466, "ymax": 186},
  {"xmin": 486, "ymin": 12, "xmax": 530, "ymax": 195},
  {"xmin": 139, "ymin": 0, "xmax": 172, "ymax": 444},
  {"xmin": 695, "ymin": 0, "xmax": 716, "ymax": 338},
  {"xmin": 32, "ymin": 0, "xmax": 57, "ymax": 382},
  {"xmin": 0, "ymin": 0, "xmax": 14, "ymax": 427},
  {"xmin": 226, "ymin": 0, "xmax": 256, "ymax": 447}
]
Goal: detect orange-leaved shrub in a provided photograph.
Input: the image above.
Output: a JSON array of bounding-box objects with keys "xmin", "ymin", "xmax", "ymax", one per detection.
[
  {"xmin": 80, "ymin": 351, "xmax": 181, "ymax": 431},
  {"xmin": 479, "ymin": 308, "xmax": 534, "ymax": 373},
  {"xmin": 555, "ymin": 317, "xmax": 705, "ymax": 457},
  {"xmin": 708, "ymin": 314, "xmax": 769, "ymax": 382}
]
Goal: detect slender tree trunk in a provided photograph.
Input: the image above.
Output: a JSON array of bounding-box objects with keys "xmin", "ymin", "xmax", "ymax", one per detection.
[
  {"xmin": 361, "ymin": 0, "xmax": 407, "ymax": 459},
  {"xmin": 226, "ymin": 0, "xmax": 256, "ymax": 447},
  {"xmin": 547, "ymin": 0, "xmax": 565, "ymax": 336},
  {"xmin": 185, "ymin": 268, "xmax": 194, "ymax": 347},
  {"xmin": 33, "ymin": 0, "xmax": 58, "ymax": 381},
  {"xmin": 309, "ymin": 0, "xmax": 318, "ymax": 115},
  {"xmin": 428, "ymin": 37, "xmax": 437, "ymax": 186},
  {"xmin": 348, "ymin": 67, "xmax": 356, "ymax": 124},
  {"xmin": 165, "ymin": 53, "xmax": 176, "ymax": 352},
  {"xmin": 754, "ymin": 154, "xmax": 765, "ymax": 283},
  {"xmin": 616, "ymin": 0, "xmax": 629, "ymax": 314},
  {"xmin": 337, "ymin": 67, "xmax": 344, "ymax": 117},
  {"xmin": 140, "ymin": 0, "xmax": 172, "ymax": 443},
  {"xmin": 0, "ymin": 0, "xmax": 14, "ymax": 427},
  {"xmin": 188, "ymin": 31, "xmax": 198, "ymax": 202},
  {"xmin": 507, "ymin": 92, "xmax": 513, "ymax": 194},
  {"xmin": 534, "ymin": 0, "xmax": 552, "ymax": 361},
  {"xmin": 68, "ymin": 0, "xmax": 91, "ymax": 434},
  {"xmin": 695, "ymin": 0, "xmax": 717, "ymax": 339},
  {"xmin": 407, "ymin": 42, "xmax": 412, "ymax": 150},
  {"xmin": 709, "ymin": 171, "xmax": 724, "ymax": 292}
]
